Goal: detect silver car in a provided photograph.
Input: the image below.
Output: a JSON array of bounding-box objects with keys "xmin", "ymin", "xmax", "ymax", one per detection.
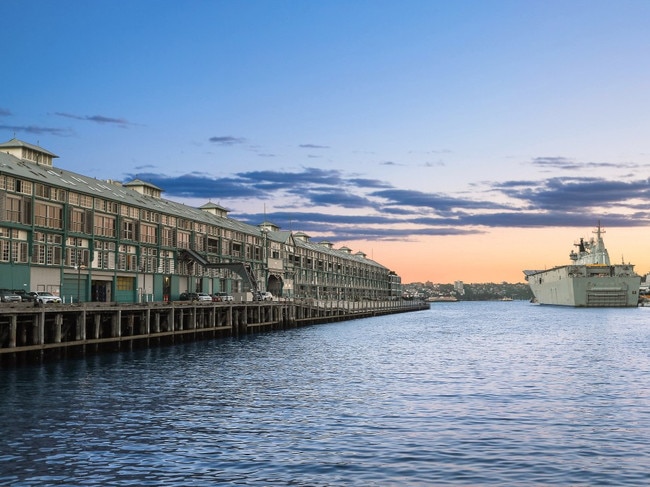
[
  {"xmin": 0, "ymin": 289, "xmax": 21, "ymax": 302},
  {"xmin": 33, "ymin": 292, "xmax": 62, "ymax": 304}
]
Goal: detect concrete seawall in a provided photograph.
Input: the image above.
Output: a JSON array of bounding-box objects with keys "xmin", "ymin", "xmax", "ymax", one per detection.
[{"xmin": 0, "ymin": 299, "xmax": 428, "ymax": 365}]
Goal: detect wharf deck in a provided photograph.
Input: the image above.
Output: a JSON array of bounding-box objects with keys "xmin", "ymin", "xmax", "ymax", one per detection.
[{"xmin": 0, "ymin": 299, "xmax": 428, "ymax": 364}]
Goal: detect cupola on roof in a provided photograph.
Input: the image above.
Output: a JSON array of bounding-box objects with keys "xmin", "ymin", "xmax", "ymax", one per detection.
[{"xmin": 0, "ymin": 138, "xmax": 58, "ymax": 167}]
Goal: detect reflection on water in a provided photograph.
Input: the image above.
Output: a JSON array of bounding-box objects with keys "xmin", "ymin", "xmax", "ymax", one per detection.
[{"xmin": 2, "ymin": 302, "xmax": 650, "ymax": 485}]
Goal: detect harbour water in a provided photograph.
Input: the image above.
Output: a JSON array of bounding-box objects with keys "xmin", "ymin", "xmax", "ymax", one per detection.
[{"xmin": 2, "ymin": 301, "xmax": 650, "ymax": 486}]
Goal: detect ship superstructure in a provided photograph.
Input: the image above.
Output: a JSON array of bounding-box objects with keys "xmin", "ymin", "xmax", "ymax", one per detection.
[{"xmin": 524, "ymin": 223, "xmax": 640, "ymax": 307}]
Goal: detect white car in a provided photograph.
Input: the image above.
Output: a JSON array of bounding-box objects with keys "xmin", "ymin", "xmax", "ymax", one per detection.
[
  {"xmin": 33, "ymin": 292, "xmax": 62, "ymax": 304},
  {"xmin": 260, "ymin": 291, "xmax": 274, "ymax": 301},
  {"xmin": 196, "ymin": 293, "xmax": 213, "ymax": 302},
  {"xmin": 213, "ymin": 292, "xmax": 233, "ymax": 302}
]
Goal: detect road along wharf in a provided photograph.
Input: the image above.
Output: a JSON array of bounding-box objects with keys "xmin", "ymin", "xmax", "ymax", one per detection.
[{"xmin": 0, "ymin": 299, "xmax": 428, "ymax": 365}]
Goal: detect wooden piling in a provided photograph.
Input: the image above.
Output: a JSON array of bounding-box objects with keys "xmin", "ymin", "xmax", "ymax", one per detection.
[{"xmin": 0, "ymin": 300, "xmax": 428, "ymax": 364}]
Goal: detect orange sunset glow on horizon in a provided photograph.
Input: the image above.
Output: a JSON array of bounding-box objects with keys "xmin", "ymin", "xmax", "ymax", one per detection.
[{"xmin": 349, "ymin": 225, "xmax": 650, "ymax": 284}]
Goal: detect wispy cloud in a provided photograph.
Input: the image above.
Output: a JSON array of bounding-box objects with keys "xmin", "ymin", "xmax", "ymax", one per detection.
[
  {"xmin": 0, "ymin": 124, "xmax": 73, "ymax": 136},
  {"xmin": 531, "ymin": 156, "xmax": 578, "ymax": 169},
  {"xmin": 409, "ymin": 149, "xmax": 452, "ymax": 155},
  {"xmin": 209, "ymin": 136, "xmax": 246, "ymax": 145},
  {"xmin": 54, "ymin": 112, "xmax": 133, "ymax": 127},
  {"xmin": 0, "ymin": 108, "xmax": 11, "ymax": 117},
  {"xmin": 299, "ymin": 143, "xmax": 330, "ymax": 149},
  {"xmin": 531, "ymin": 156, "xmax": 642, "ymax": 171}
]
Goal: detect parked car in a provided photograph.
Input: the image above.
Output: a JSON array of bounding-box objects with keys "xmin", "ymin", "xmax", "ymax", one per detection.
[
  {"xmin": 179, "ymin": 292, "xmax": 212, "ymax": 302},
  {"xmin": 32, "ymin": 292, "xmax": 62, "ymax": 304},
  {"xmin": 253, "ymin": 291, "xmax": 274, "ymax": 301},
  {"xmin": 212, "ymin": 292, "xmax": 233, "ymax": 302},
  {"xmin": 13, "ymin": 290, "xmax": 35, "ymax": 302},
  {"xmin": 179, "ymin": 292, "xmax": 198, "ymax": 301},
  {"xmin": 0, "ymin": 289, "xmax": 22, "ymax": 303}
]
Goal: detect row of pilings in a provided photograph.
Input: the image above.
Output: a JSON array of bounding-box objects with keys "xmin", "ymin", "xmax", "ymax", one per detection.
[{"xmin": 0, "ymin": 299, "xmax": 429, "ymax": 365}]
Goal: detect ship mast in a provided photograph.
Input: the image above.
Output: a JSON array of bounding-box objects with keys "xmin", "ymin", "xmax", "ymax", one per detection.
[
  {"xmin": 571, "ymin": 221, "xmax": 611, "ymax": 265},
  {"xmin": 591, "ymin": 220, "xmax": 610, "ymax": 265}
]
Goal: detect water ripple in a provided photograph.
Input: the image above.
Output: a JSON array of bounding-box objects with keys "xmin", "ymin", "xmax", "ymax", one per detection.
[{"xmin": 2, "ymin": 302, "xmax": 650, "ymax": 485}]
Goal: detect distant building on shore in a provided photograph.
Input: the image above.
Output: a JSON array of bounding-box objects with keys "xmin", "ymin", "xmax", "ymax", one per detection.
[
  {"xmin": 454, "ymin": 280, "xmax": 465, "ymax": 295},
  {"xmin": 0, "ymin": 138, "xmax": 402, "ymax": 303}
]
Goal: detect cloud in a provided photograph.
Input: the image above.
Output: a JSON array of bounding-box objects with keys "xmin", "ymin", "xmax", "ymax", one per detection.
[
  {"xmin": 135, "ymin": 169, "xmax": 376, "ymax": 207},
  {"xmin": 0, "ymin": 108, "xmax": 11, "ymax": 117},
  {"xmin": 238, "ymin": 167, "xmax": 351, "ymax": 191},
  {"xmin": 54, "ymin": 112, "xmax": 132, "ymax": 126},
  {"xmin": 236, "ymin": 211, "xmax": 397, "ymax": 226},
  {"xmin": 291, "ymin": 188, "xmax": 377, "ymax": 209},
  {"xmin": 456, "ymin": 211, "xmax": 650, "ymax": 229},
  {"xmin": 299, "ymin": 143, "xmax": 330, "ymax": 149},
  {"xmin": 531, "ymin": 156, "xmax": 578, "ymax": 169},
  {"xmin": 125, "ymin": 172, "xmax": 259, "ymax": 199},
  {"xmin": 532, "ymin": 156, "xmax": 641, "ymax": 171},
  {"xmin": 495, "ymin": 177, "xmax": 650, "ymax": 211},
  {"xmin": 0, "ymin": 124, "xmax": 73, "ymax": 136},
  {"xmin": 348, "ymin": 177, "xmax": 392, "ymax": 189},
  {"xmin": 371, "ymin": 188, "xmax": 510, "ymax": 212},
  {"xmin": 123, "ymin": 166, "xmax": 650, "ymax": 242},
  {"xmin": 209, "ymin": 136, "xmax": 246, "ymax": 145},
  {"xmin": 232, "ymin": 209, "xmax": 481, "ymax": 240},
  {"xmin": 409, "ymin": 149, "xmax": 452, "ymax": 155}
]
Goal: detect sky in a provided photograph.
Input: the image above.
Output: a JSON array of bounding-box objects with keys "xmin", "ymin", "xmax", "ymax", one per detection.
[{"xmin": 3, "ymin": 0, "xmax": 650, "ymax": 284}]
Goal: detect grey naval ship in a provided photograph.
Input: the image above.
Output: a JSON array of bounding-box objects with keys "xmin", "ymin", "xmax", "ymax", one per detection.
[{"xmin": 524, "ymin": 223, "xmax": 640, "ymax": 307}]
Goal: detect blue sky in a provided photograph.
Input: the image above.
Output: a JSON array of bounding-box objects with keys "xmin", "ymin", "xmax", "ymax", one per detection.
[{"xmin": 3, "ymin": 0, "xmax": 650, "ymax": 282}]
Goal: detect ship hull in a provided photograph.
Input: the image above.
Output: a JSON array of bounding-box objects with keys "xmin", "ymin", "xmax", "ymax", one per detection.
[{"xmin": 526, "ymin": 265, "xmax": 640, "ymax": 307}]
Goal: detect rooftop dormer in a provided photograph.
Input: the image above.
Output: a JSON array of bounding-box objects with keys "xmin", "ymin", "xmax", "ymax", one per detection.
[
  {"xmin": 294, "ymin": 232, "xmax": 311, "ymax": 242},
  {"xmin": 123, "ymin": 179, "xmax": 163, "ymax": 198},
  {"xmin": 200, "ymin": 201, "xmax": 230, "ymax": 218},
  {"xmin": 0, "ymin": 138, "xmax": 58, "ymax": 167}
]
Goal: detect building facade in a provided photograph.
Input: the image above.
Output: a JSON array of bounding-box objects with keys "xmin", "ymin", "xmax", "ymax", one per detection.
[{"xmin": 0, "ymin": 139, "xmax": 402, "ymax": 303}]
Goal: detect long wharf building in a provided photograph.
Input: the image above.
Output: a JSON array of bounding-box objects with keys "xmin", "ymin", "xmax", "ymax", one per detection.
[{"xmin": 0, "ymin": 139, "xmax": 402, "ymax": 303}]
